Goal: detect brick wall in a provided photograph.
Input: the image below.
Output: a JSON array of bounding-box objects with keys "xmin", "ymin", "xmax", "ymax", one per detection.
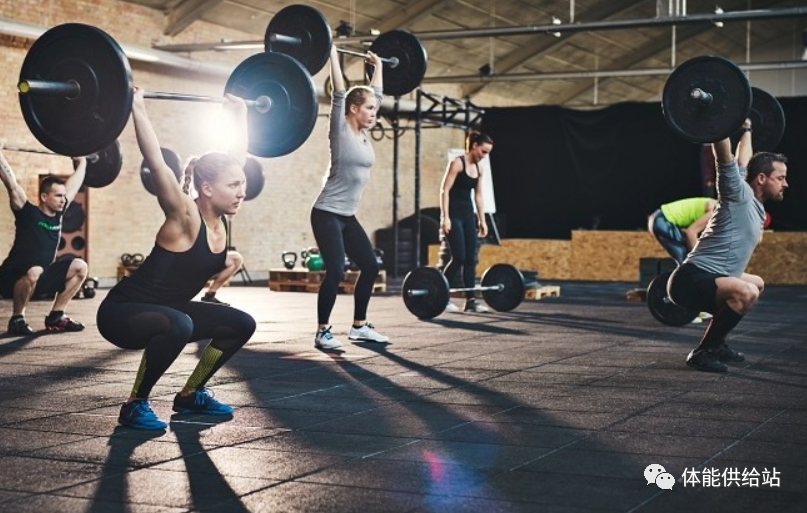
[{"xmin": 0, "ymin": 0, "xmax": 465, "ymax": 281}]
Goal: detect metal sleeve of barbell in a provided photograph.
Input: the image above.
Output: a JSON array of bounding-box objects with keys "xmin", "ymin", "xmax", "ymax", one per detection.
[
  {"xmin": 267, "ymin": 33, "xmax": 302, "ymax": 45},
  {"xmin": 406, "ymin": 290, "xmax": 431, "ymax": 297},
  {"xmin": 18, "ymin": 79, "xmax": 81, "ymax": 98},
  {"xmin": 690, "ymin": 88, "xmax": 713, "ymax": 105}
]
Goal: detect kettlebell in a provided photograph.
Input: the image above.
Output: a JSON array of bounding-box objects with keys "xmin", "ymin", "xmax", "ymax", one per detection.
[
  {"xmin": 302, "ymin": 247, "xmax": 324, "ymax": 271},
  {"xmin": 281, "ymin": 251, "xmax": 297, "ymax": 269},
  {"xmin": 82, "ymin": 277, "xmax": 99, "ymax": 299}
]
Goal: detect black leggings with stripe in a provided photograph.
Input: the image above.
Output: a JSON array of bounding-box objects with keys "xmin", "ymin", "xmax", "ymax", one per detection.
[{"xmin": 97, "ymin": 298, "xmax": 256, "ymax": 398}]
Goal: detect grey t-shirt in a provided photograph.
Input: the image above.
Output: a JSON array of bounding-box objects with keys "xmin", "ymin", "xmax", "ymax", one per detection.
[
  {"xmin": 312, "ymin": 86, "xmax": 384, "ymax": 216},
  {"xmin": 684, "ymin": 161, "xmax": 765, "ymax": 277}
]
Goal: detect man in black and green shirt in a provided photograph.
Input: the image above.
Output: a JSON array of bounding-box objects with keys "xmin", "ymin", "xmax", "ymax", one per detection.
[{"xmin": 0, "ymin": 147, "xmax": 88, "ymax": 334}]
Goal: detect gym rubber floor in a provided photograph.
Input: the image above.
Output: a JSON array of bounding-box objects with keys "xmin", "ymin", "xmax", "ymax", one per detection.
[{"xmin": 1, "ymin": 281, "xmax": 805, "ymax": 512}]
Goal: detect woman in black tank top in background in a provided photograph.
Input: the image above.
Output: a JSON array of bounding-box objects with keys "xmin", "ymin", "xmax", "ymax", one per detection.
[
  {"xmin": 440, "ymin": 131, "xmax": 494, "ymax": 314},
  {"xmin": 96, "ymin": 87, "xmax": 256, "ymax": 430}
]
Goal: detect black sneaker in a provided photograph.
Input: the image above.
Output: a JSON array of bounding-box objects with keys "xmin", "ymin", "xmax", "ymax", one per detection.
[
  {"xmin": 715, "ymin": 342, "xmax": 745, "ymax": 362},
  {"xmin": 44, "ymin": 315, "xmax": 85, "ymax": 333},
  {"xmin": 686, "ymin": 348, "xmax": 728, "ymax": 373},
  {"xmin": 7, "ymin": 317, "xmax": 34, "ymax": 335},
  {"xmin": 201, "ymin": 294, "xmax": 229, "ymax": 306}
]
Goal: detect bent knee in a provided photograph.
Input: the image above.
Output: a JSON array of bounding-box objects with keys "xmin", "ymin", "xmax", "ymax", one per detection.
[
  {"xmin": 25, "ymin": 267, "xmax": 44, "ymax": 282},
  {"xmin": 70, "ymin": 259, "xmax": 89, "ymax": 276},
  {"xmin": 228, "ymin": 251, "xmax": 244, "ymax": 267},
  {"xmin": 732, "ymin": 283, "xmax": 761, "ymax": 312}
]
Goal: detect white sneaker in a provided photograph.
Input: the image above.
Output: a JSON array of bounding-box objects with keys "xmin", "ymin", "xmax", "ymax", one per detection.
[
  {"xmin": 464, "ymin": 301, "xmax": 490, "ymax": 313},
  {"xmin": 444, "ymin": 302, "xmax": 461, "ymax": 313},
  {"xmin": 348, "ymin": 322, "xmax": 389, "ymax": 343},
  {"xmin": 698, "ymin": 312, "xmax": 713, "ymax": 320},
  {"xmin": 315, "ymin": 326, "xmax": 343, "ymax": 349}
]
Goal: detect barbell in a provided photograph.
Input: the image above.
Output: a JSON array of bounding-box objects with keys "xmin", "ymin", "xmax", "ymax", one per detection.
[
  {"xmin": 646, "ymin": 271, "xmax": 699, "ymax": 327},
  {"xmin": 402, "ymin": 264, "xmax": 526, "ymax": 319},
  {"xmin": 17, "ymin": 23, "xmax": 318, "ymax": 160},
  {"xmin": 264, "ymin": 4, "xmax": 427, "ymax": 97},
  {"xmin": 661, "ymin": 55, "xmax": 785, "ymax": 150},
  {"xmin": 2, "ymin": 140, "xmax": 123, "ymax": 188}
]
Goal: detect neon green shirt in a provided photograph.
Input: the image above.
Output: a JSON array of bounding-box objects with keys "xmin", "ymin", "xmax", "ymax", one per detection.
[{"xmin": 660, "ymin": 197, "xmax": 713, "ymax": 228}]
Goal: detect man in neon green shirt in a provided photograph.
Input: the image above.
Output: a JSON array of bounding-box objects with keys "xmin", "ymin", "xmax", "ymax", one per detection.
[{"xmin": 648, "ymin": 197, "xmax": 716, "ymax": 263}]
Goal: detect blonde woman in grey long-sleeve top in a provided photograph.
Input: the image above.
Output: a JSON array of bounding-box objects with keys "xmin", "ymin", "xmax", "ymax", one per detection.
[{"xmin": 310, "ymin": 45, "xmax": 389, "ymax": 350}]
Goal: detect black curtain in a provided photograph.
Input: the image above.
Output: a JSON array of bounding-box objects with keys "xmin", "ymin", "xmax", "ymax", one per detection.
[{"xmin": 482, "ymin": 98, "xmax": 807, "ymax": 239}]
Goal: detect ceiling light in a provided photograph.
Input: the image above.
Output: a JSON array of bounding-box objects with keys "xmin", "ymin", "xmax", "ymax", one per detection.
[
  {"xmin": 551, "ymin": 17, "xmax": 562, "ymax": 38},
  {"xmin": 713, "ymin": 6, "xmax": 724, "ymax": 28}
]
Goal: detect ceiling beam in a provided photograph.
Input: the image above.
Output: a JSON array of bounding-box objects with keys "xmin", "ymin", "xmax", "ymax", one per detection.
[
  {"xmin": 370, "ymin": 0, "xmax": 450, "ymax": 33},
  {"xmin": 462, "ymin": 0, "xmax": 640, "ymax": 97},
  {"xmin": 555, "ymin": 0, "xmax": 784, "ymax": 105},
  {"xmin": 165, "ymin": 0, "xmax": 223, "ymax": 37}
]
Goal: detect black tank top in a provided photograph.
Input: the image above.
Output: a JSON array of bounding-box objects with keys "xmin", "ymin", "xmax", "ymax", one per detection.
[
  {"xmin": 448, "ymin": 156, "xmax": 478, "ymax": 216},
  {"xmin": 108, "ymin": 218, "xmax": 226, "ymax": 306}
]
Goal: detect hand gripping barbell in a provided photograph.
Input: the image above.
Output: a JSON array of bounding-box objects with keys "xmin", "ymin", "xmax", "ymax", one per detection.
[
  {"xmin": 2, "ymin": 140, "xmax": 123, "ymax": 188},
  {"xmin": 17, "ymin": 23, "xmax": 319, "ymax": 160},
  {"xmin": 402, "ymin": 264, "xmax": 526, "ymax": 319},
  {"xmin": 264, "ymin": 4, "xmax": 428, "ymax": 97},
  {"xmin": 661, "ymin": 55, "xmax": 785, "ymax": 150}
]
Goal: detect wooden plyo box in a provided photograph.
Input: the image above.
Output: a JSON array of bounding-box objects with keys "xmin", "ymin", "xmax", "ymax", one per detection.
[{"xmin": 269, "ymin": 269, "xmax": 386, "ymax": 294}]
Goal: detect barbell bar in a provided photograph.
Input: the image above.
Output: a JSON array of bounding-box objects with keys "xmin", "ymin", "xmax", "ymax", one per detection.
[
  {"xmin": 2, "ymin": 143, "xmax": 102, "ymax": 164},
  {"xmin": 264, "ymin": 4, "xmax": 427, "ymax": 97},
  {"xmin": 2, "ymin": 139, "xmax": 123, "ymax": 189},
  {"xmin": 18, "ymin": 79, "xmax": 274, "ymax": 113},
  {"xmin": 402, "ymin": 264, "xmax": 526, "ymax": 319},
  {"xmin": 336, "ymin": 48, "xmax": 400, "ymax": 68},
  {"xmin": 17, "ymin": 23, "xmax": 318, "ymax": 159}
]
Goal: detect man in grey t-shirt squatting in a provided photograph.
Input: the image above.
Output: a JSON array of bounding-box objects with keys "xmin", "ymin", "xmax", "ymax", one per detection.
[{"xmin": 668, "ymin": 126, "xmax": 790, "ymax": 373}]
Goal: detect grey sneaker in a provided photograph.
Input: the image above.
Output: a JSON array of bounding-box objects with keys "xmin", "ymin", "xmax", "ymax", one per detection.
[
  {"xmin": 315, "ymin": 326, "xmax": 343, "ymax": 349},
  {"xmin": 464, "ymin": 300, "xmax": 490, "ymax": 313},
  {"xmin": 348, "ymin": 322, "xmax": 389, "ymax": 343},
  {"xmin": 444, "ymin": 302, "xmax": 461, "ymax": 313}
]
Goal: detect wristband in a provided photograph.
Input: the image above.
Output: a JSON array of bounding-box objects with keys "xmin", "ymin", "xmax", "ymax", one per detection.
[{"xmin": 740, "ymin": 127, "xmax": 752, "ymax": 133}]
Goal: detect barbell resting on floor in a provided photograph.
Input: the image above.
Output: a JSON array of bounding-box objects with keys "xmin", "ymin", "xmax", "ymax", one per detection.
[
  {"xmin": 264, "ymin": 4, "xmax": 427, "ymax": 97},
  {"xmin": 17, "ymin": 23, "xmax": 318, "ymax": 160},
  {"xmin": 402, "ymin": 264, "xmax": 526, "ymax": 319}
]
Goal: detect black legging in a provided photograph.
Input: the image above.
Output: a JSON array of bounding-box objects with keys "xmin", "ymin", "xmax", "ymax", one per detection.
[
  {"xmin": 97, "ymin": 298, "xmax": 256, "ymax": 398},
  {"xmin": 311, "ymin": 208, "xmax": 379, "ymax": 325},
  {"xmin": 444, "ymin": 209, "xmax": 478, "ymax": 299}
]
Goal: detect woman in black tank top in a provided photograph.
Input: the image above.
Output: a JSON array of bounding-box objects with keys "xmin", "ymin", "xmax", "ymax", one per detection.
[
  {"xmin": 96, "ymin": 87, "xmax": 256, "ymax": 430},
  {"xmin": 439, "ymin": 132, "xmax": 494, "ymax": 314}
]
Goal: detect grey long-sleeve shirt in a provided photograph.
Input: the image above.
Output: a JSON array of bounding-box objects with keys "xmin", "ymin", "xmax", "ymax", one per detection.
[
  {"xmin": 684, "ymin": 160, "xmax": 765, "ymax": 277},
  {"xmin": 312, "ymin": 86, "xmax": 384, "ymax": 216}
]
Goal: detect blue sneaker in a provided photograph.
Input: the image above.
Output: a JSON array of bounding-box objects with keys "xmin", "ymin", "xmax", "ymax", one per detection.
[
  {"xmin": 172, "ymin": 388, "xmax": 234, "ymax": 415},
  {"xmin": 119, "ymin": 399, "xmax": 168, "ymax": 430}
]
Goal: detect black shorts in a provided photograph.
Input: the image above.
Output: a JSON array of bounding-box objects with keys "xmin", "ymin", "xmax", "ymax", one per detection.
[
  {"xmin": 667, "ymin": 263, "xmax": 724, "ymax": 314},
  {"xmin": 0, "ymin": 257, "xmax": 75, "ymax": 299}
]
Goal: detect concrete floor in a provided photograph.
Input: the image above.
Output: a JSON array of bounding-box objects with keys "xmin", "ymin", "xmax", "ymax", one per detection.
[{"xmin": 1, "ymin": 280, "xmax": 805, "ymax": 512}]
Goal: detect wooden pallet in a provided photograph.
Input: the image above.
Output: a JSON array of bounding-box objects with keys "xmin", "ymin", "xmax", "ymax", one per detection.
[
  {"xmin": 269, "ymin": 269, "xmax": 386, "ymax": 294},
  {"xmin": 524, "ymin": 285, "xmax": 561, "ymax": 300},
  {"xmin": 626, "ymin": 288, "xmax": 648, "ymax": 302}
]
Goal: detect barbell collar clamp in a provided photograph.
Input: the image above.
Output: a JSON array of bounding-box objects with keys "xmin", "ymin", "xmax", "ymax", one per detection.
[
  {"xmin": 18, "ymin": 79, "xmax": 81, "ymax": 99},
  {"xmin": 690, "ymin": 88, "xmax": 713, "ymax": 105}
]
